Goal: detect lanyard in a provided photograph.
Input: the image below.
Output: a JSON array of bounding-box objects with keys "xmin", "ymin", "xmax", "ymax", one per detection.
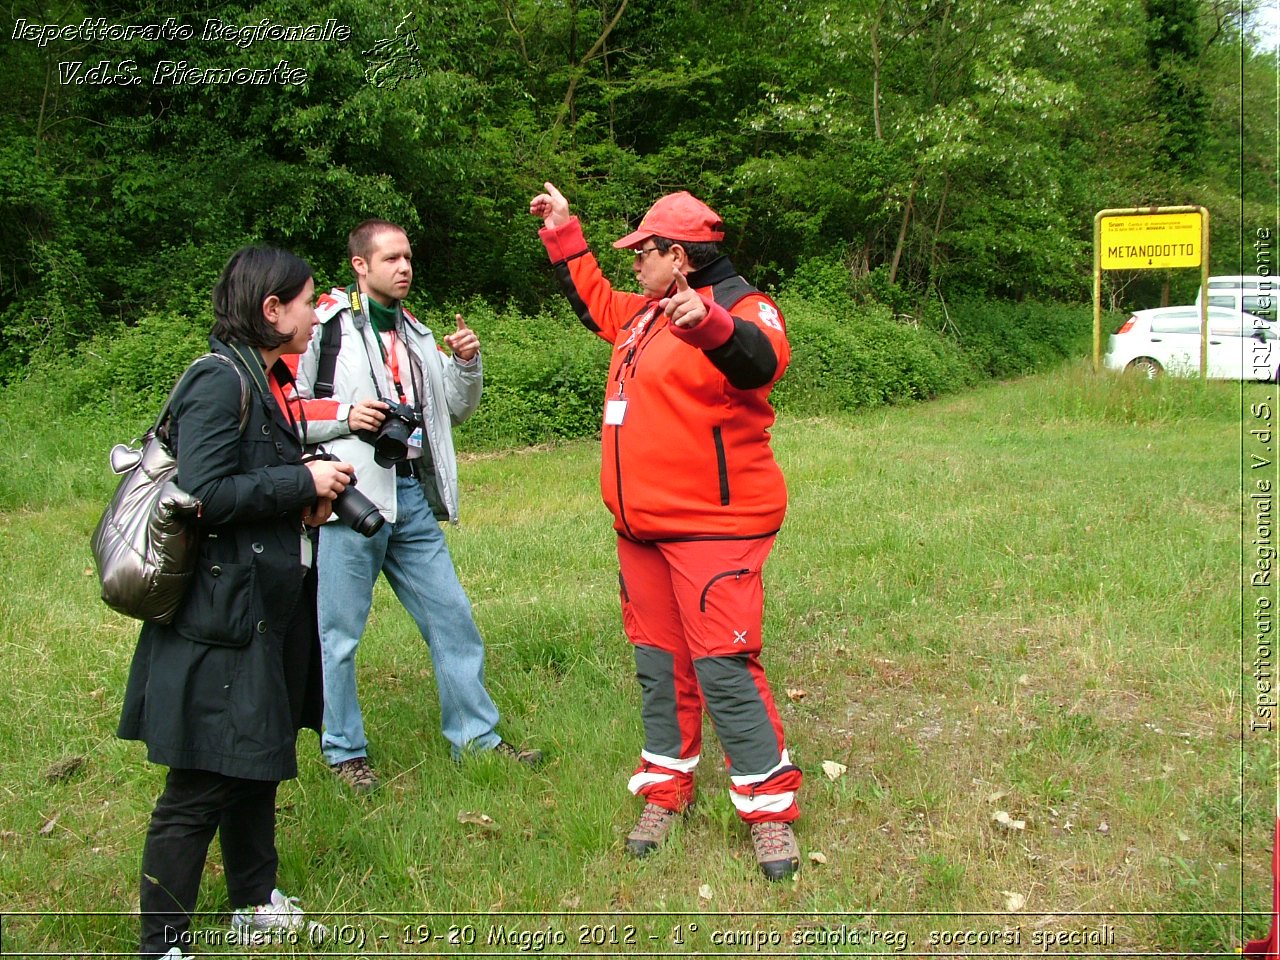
[
  {"xmin": 385, "ymin": 330, "xmax": 407, "ymax": 400},
  {"xmin": 613, "ymin": 303, "xmax": 665, "ymax": 393}
]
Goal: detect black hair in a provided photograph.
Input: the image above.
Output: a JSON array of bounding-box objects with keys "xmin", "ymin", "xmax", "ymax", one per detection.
[
  {"xmin": 349, "ymin": 219, "xmax": 408, "ymax": 260},
  {"xmin": 211, "ymin": 246, "xmax": 313, "ymax": 349},
  {"xmin": 651, "ymin": 236, "xmax": 722, "ymax": 271}
]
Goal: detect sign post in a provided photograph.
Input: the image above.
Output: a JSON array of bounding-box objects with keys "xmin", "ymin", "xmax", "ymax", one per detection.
[{"xmin": 1093, "ymin": 206, "xmax": 1210, "ymax": 374}]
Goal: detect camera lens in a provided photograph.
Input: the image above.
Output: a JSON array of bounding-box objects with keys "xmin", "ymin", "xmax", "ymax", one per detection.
[
  {"xmin": 372, "ymin": 416, "xmax": 412, "ymax": 466},
  {"xmin": 332, "ymin": 481, "xmax": 385, "ymax": 538}
]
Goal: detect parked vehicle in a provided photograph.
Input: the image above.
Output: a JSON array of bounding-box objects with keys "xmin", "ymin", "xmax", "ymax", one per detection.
[
  {"xmin": 1194, "ymin": 275, "xmax": 1277, "ymax": 323},
  {"xmin": 1104, "ymin": 305, "xmax": 1278, "ymax": 380}
]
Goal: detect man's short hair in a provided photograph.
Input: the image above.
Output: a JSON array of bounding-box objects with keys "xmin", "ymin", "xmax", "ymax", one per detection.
[
  {"xmin": 349, "ymin": 219, "xmax": 408, "ymax": 260},
  {"xmin": 651, "ymin": 237, "xmax": 722, "ymax": 271},
  {"xmin": 212, "ymin": 246, "xmax": 313, "ymax": 349}
]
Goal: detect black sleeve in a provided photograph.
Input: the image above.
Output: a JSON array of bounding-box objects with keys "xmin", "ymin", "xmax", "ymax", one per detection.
[
  {"xmin": 553, "ymin": 254, "xmax": 603, "ymax": 334},
  {"xmin": 703, "ymin": 316, "xmax": 779, "ymax": 390},
  {"xmin": 171, "ymin": 360, "xmax": 314, "ymax": 525}
]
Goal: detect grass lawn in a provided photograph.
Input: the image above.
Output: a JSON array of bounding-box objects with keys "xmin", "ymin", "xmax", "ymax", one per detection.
[{"xmin": 0, "ymin": 362, "xmax": 1269, "ymax": 956}]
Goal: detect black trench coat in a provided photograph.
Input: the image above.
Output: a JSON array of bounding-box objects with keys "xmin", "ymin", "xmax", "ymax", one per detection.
[{"xmin": 118, "ymin": 338, "xmax": 323, "ymax": 781}]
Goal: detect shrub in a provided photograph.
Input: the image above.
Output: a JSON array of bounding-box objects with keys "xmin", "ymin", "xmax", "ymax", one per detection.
[
  {"xmin": 25, "ymin": 312, "xmax": 209, "ymax": 424},
  {"xmin": 928, "ymin": 299, "xmax": 1092, "ymax": 379},
  {"xmin": 773, "ymin": 298, "xmax": 978, "ymax": 414},
  {"xmin": 0, "ymin": 294, "xmax": 1094, "ymax": 511},
  {"xmin": 0, "ymin": 313, "xmax": 210, "ymax": 509},
  {"xmin": 777, "ymin": 252, "xmax": 858, "ymax": 306},
  {"xmin": 849, "ymin": 263, "xmax": 919, "ymax": 318},
  {"xmin": 448, "ymin": 299, "xmax": 609, "ymax": 450}
]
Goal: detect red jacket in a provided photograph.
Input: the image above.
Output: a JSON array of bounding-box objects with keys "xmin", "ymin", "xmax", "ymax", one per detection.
[{"xmin": 540, "ymin": 218, "xmax": 789, "ymax": 541}]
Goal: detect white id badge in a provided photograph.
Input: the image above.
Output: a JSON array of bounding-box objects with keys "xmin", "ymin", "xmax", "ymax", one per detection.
[
  {"xmin": 300, "ymin": 532, "xmax": 314, "ymax": 569},
  {"xmin": 604, "ymin": 399, "xmax": 628, "ymax": 425},
  {"xmin": 407, "ymin": 426, "xmax": 424, "ymax": 451}
]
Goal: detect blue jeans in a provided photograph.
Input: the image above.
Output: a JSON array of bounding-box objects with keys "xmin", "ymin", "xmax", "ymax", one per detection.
[{"xmin": 317, "ymin": 476, "xmax": 500, "ymax": 763}]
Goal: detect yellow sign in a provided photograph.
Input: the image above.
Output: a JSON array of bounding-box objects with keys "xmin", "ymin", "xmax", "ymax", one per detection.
[{"xmin": 1099, "ymin": 212, "xmax": 1203, "ymax": 269}]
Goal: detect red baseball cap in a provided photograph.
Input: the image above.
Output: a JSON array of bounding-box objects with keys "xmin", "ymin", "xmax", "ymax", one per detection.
[{"xmin": 612, "ymin": 191, "xmax": 726, "ymax": 249}]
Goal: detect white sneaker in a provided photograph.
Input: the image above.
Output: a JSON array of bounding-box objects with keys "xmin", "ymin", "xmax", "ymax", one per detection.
[{"xmin": 229, "ymin": 888, "xmax": 328, "ymax": 945}]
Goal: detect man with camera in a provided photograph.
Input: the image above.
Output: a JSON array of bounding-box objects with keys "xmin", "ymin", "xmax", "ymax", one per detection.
[{"xmin": 292, "ymin": 219, "xmax": 539, "ymax": 794}]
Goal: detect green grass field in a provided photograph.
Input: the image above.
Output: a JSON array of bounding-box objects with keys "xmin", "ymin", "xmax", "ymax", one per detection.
[{"xmin": 0, "ymin": 362, "xmax": 1270, "ymax": 956}]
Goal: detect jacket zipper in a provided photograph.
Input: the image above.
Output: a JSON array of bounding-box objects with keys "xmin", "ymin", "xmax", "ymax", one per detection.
[
  {"xmin": 712, "ymin": 426, "xmax": 730, "ymax": 505},
  {"xmin": 611, "ymin": 381, "xmax": 634, "ymax": 539}
]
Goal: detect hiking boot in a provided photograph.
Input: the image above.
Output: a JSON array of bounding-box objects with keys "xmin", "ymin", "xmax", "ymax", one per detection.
[
  {"xmin": 230, "ymin": 888, "xmax": 328, "ymax": 945},
  {"xmin": 493, "ymin": 740, "xmax": 543, "ymax": 767},
  {"xmin": 625, "ymin": 803, "xmax": 680, "ymax": 858},
  {"xmin": 750, "ymin": 821, "xmax": 800, "ymax": 881},
  {"xmin": 330, "ymin": 756, "xmax": 378, "ymax": 794}
]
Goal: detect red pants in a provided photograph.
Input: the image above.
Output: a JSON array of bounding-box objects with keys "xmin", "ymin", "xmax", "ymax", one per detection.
[{"xmin": 617, "ymin": 535, "xmax": 801, "ymax": 823}]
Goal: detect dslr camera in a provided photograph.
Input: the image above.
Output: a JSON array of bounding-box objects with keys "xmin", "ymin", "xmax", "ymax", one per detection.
[
  {"xmin": 358, "ymin": 399, "xmax": 420, "ymax": 467},
  {"xmin": 308, "ymin": 452, "xmax": 384, "ymax": 538}
]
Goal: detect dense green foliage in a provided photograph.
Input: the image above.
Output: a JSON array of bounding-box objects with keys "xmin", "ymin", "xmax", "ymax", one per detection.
[
  {"xmin": 1146, "ymin": 0, "xmax": 1210, "ymax": 172},
  {"xmin": 450, "ymin": 301, "xmax": 613, "ymax": 448},
  {"xmin": 35, "ymin": 314, "xmax": 211, "ymax": 422},
  {"xmin": 1, "ymin": 284, "xmax": 1088, "ymax": 506},
  {"xmin": 0, "ymin": 0, "xmax": 1273, "ymax": 381},
  {"xmin": 932, "ymin": 299, "xmax": 1097, "ymax": 380},
  {"xmin": 774, "ymin": 300, "xmax": 978, "ymax": 412}
]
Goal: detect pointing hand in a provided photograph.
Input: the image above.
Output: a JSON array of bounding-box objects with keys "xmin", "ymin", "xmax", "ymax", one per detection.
[{"xmin": 660, "ymin": 270, "xmax": 707, "ymax": 329}]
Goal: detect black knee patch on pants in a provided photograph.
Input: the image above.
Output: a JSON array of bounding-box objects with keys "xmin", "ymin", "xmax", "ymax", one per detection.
[
  {"xmin": 694, "ymin": 654, "xmax": 781, "ymax": 776},
  {"xmin": 634, "ymin": 644, "xmax": 683, "ymax": 759}
]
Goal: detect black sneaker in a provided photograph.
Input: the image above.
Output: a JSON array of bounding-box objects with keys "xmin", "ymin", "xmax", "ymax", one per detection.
[{"xmin": 492, "ymin": 740, "xmax": 543, "ymax": 767}]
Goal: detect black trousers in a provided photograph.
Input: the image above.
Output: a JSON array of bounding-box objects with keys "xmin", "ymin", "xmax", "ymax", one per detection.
[{"xmin": 139, "ymin": 768, "xmax": 278, "ymax": 957}]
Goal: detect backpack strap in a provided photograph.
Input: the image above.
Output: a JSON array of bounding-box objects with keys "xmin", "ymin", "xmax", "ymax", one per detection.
[{"xmin": 312, "ymin": 316, "xmax": 342, "ymax": 399}]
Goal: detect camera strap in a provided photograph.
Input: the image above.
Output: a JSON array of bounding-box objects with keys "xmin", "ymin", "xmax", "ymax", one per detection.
[
  {"xmin": 348, "ymin": 283, "xmax": 414, "ymax": 409},
  {"xmin": 227, "ymin": 340, "xmax": 305, "ymax": 446}
]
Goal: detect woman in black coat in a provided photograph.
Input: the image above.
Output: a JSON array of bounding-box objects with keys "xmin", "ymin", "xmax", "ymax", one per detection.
[{"xmin": 118, "ymin": 247, "xmax": 355, "ymax": 958}]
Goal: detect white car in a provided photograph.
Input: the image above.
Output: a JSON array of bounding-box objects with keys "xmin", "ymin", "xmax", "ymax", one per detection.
[{"xmin": 1104, "ymin": 305, "xmax": 1278, "ymax": 380}]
